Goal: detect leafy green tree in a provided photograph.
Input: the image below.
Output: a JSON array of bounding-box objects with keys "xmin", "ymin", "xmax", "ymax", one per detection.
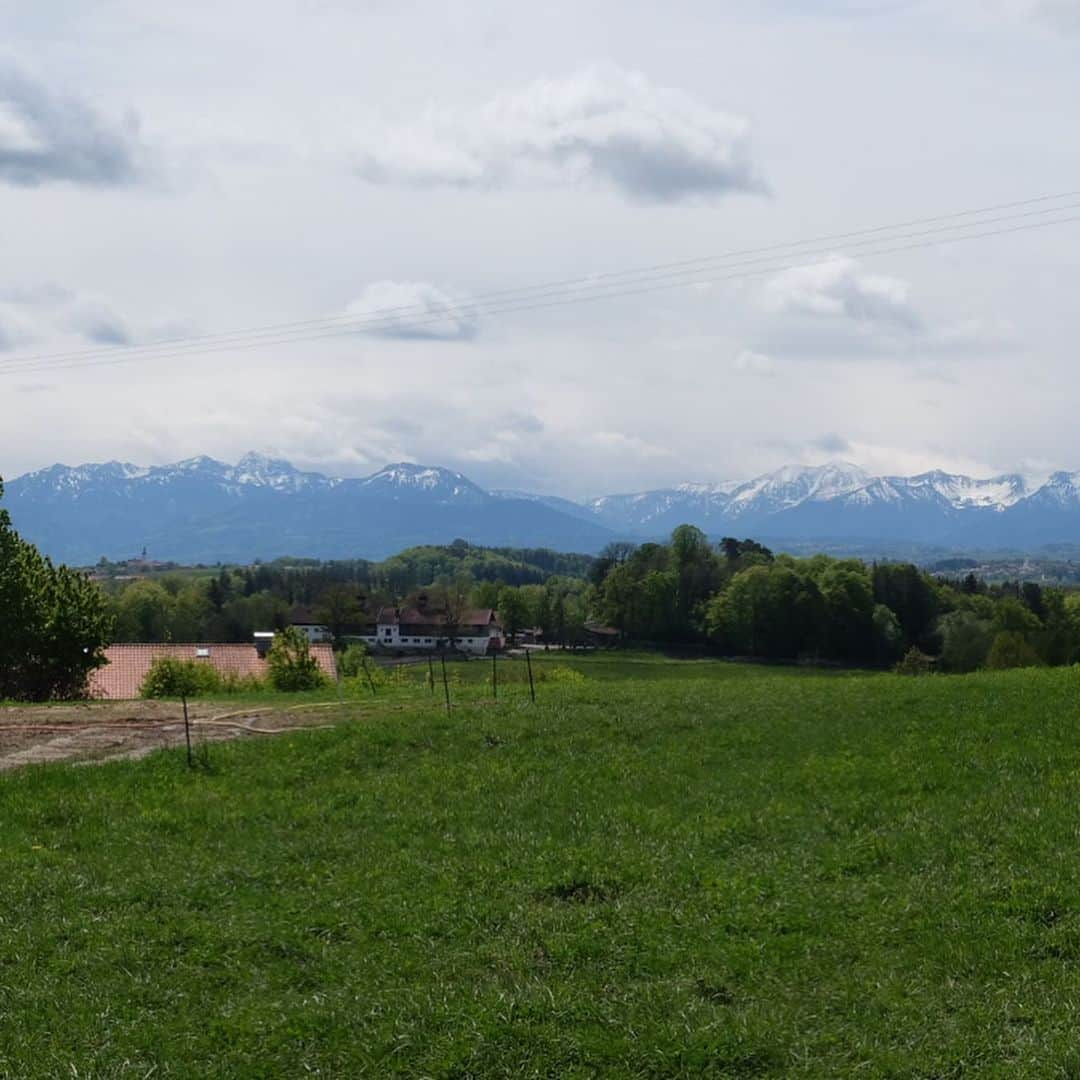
[
  {"xmin": 266, "ymin": 627, "xmax": 327, "ymax": 691},
  {"xmin": 706, "ymin": 563, "xmax": 822, "ymax": 659},
  {"xmin": 496, "ymin": 587, "xmax": 530, "ymax": 645},
  {"xmin": 985, "ymin": 630, "xmax": 1043, "ymax": 670},
  {"xmin": 872, "ymin": 563, "xmax": 940, "ymax": 649},
  {"xmin": 315, "ymin": 583, "xmax": 365, "ymax": 645},
  {"xmin": 872, "ymin": 604, "xmax": 905, "ymax": 666},
  {"xmin": 0, "ymin": 479, "xmax": 112, "ymax": 701},
  {"xmin": 114, "ymin": 580, "xmax": 174, "ymax": 641},
  {"xmin": 819, "ymin": 563, "xmax": 875, "ymax": 661},
  {"xmin": 669, "ymin": 525, "xmax": 722, "ymax": 639},
  {"xmin": 937, "ymin": 610, "xmax": 995, "ymax": 673},
  {"xmin": 994, "ymin": 598, "xmax": 1042, "ymax": 639}
]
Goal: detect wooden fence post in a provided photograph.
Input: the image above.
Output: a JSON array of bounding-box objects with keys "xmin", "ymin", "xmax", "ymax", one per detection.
[{"xmin": 525, "ymin": 649, "xmax": 536, "ymax": 704}]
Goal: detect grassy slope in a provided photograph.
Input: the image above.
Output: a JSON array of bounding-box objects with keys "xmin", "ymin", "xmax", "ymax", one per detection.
[{"xmin": 4, "ymin": 658, "xmax": 1080, "ymax": 1076}]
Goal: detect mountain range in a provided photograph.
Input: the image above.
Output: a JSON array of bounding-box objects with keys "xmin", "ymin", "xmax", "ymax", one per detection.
[{"xmin": 4, "ymin": 454, "xmax": 1080, "ymax": 565}]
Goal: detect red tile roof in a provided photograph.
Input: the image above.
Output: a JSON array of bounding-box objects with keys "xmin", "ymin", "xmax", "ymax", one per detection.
[{"xmin": 88, "ymin": 642, "xmax": 338, "ymax": 701}]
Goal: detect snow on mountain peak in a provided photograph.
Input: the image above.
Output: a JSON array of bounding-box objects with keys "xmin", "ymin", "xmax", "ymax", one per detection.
[
  {"xmin": 728, "ymin": 461, "xmax": 870, "ymax": 512},
  {"xmin": 360, "ymin": 463, "xmax": 487, "ymax": 504}
]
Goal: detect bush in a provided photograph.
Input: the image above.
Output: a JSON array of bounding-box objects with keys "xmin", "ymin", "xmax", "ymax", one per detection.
[
  {"xmin": 337, "ymin": 643, "xmax": 371, "ymax": 679},
  {"xmin": 895, "ymin": 647, "xmax": 935, "ymax": 676},
  {"xmin": 141, "ymin": 657, "xmax": 222, "ymax": 698},
  {"xmin": 267, "ymin": 627, "xmax": 327, "ymax": 692}
]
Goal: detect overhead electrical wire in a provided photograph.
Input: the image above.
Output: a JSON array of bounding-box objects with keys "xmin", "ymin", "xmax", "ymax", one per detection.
[{"xmin": 1, "ymin": 190, "xmax": 1078, "ymax": 379}]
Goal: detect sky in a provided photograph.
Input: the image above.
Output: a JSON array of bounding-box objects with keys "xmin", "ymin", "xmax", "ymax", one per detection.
[{"xmin": 0, "ymin": 0, "xmax": 1078, "ymax": 497}]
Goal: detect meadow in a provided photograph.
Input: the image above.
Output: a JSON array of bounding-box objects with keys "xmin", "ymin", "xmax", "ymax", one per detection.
[{"xmin": 4, "ymin": 654, "xmax": 1080, "ymax": 1076}]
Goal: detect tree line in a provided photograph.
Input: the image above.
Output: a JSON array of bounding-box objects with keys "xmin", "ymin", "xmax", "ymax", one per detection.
[{"xmin": 593, "ymin": 526, "xmax": 1080, "ymax": 671}]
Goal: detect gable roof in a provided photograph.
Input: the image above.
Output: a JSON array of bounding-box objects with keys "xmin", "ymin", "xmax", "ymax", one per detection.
[
  {"xmin": 88, "ymin": 642, "xmax": 338, "ymax": 701},
  {"xmin": 376, "ymin": 607, "xmax": 497, "ymax": 628}
]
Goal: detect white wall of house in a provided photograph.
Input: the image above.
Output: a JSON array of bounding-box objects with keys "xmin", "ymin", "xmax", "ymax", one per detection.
[
  {"xmin": 365, "ymin": 623, "xmax": 501, "ymax": 655},
  {"xmin": 292, "ymin": 623, "xmax": 332, "ymax": 643}
]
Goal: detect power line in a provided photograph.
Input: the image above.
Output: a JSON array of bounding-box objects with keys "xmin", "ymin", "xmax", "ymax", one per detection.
[
  {"xmin": 3, "ymin": 190, "xmax": 1078, "ymax": 372},
  {"xmin": 2, "ymin": 197, "xmax": 1078, "ymax": 379}
]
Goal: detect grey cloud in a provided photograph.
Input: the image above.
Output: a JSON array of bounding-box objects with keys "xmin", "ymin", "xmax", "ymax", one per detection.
[
  {"xmin": 344, "ymin": 281, "xmax": 478, "ymax": 341},
  {"xmin": 812, "ymin": 432, "xmax": 852, "ymax": 454},
  {"xmin": 1038, "ymin": 0, "xmax": 1080, "ymax": 30},
  {"xmin": 356, "ymin": 65, "xmax": 765, "ymax": 203},
  {"xmin": 763, "ymin": 256, "xmax": 923, "ymax": 333},
  {"xmin": 0, "ymin": 284, "xmax": 133, "ymax": 349},
  {"xmin": 0, "ymin": 62, "xmax": 142, "ymax": 187}
]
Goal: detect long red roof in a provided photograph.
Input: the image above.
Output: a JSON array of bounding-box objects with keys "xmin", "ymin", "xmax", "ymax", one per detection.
[{"xmin": 88, "ymin": 642, "xmax": 338, "ymax": 701}]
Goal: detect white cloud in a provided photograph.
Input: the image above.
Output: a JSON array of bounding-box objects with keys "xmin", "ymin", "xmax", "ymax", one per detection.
[
  {"xmin": 0, "ymin": 61, "xmax": 144, "ymax": 187},
  {"xmin": 763, "ymin": 255, "xmax": 922, "ymax": 332},
  {"xmin": 356, "ymin": 65, "xmax": 765, "ymax": 203},
  {"xmin": 344, "ymin": 281, "xmax": 478, "ymax": 341}
]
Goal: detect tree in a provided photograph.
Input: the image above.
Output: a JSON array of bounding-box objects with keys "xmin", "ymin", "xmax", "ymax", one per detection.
[
  {"xmin": 669, "ymin": 525, "xmax": 722, "ymax": 640},
  {"xmin": 114, "ymin": 580, "xmax": 174, "ymax": 641},
  {"xmin": 266, "ymin": 627, "xmax": 327, "ymax": 691},
  {"xmin": 497, "ymin": 587, "xmax": 530, "ymax": 645},
  {"xmin": 0, "ymin": 479, "xmax": 112, "ymax": 701},
  {"xmin": 985, "ymin": 630, "xmax": 1043, "ymax": 670},
  {"xmin": 819, "ymin": 563, "xmax": 875, "ymax": 662},
  {"xmin": 872, "ymin": 563, "xmax": 939, "ymax": 650},
  {"xmin": 937, "ymin": 610, "xmax": 994, "ymax": 673},
  {"xmin": 872, "ymin": 604, "xmax": 905, "ymax": 667},
  {"xmin": 315, "ymin": 584, "xmax": 364, "ymax": 646},
  {"xmin": 430, "ymin": 574, "xmax": 473, "ymax": 649}
]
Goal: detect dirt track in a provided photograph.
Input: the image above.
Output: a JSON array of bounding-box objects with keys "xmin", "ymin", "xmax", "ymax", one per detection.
[{"xmin": 0, "ymin": 700, "xmax": 343, "ymax": 771}]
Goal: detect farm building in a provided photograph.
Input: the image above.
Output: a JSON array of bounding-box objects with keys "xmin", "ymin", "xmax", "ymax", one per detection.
[
  {"xmin": 89, "ymin": 636, "xmax": 338, "ymax": 700},
  {"xmin": 358, "ymin": 606, "xmax": 503, "ymax": 655}
]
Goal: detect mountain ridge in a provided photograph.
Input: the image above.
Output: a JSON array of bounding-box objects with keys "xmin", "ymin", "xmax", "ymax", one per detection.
[{"xmin": 6, "ymin": 454, "xmax": 1080, "ymax": 564}]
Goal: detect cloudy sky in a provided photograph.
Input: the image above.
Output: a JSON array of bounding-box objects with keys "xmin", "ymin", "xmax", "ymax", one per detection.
[{"xmin": 1, "ymin": 0, "xmax": 1078, "ymax": 496}]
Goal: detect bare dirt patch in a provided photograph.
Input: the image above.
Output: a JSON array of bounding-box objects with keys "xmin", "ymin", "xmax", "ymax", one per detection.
[{"xmin": 0, "ymin": 700, "xmax": 342, "ymax": 771}]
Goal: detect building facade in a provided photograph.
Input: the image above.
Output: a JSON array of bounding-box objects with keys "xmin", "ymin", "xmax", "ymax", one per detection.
[{"xmin": 359, "ymin": 607, "xmax": 503, "ymax": 656}]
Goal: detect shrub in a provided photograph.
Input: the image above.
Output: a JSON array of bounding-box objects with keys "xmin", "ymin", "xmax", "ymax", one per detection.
[
  {"xmin": 267, "ymin": 627, "xmax": 327, "ymax": 692},
  {"xmin": 337, "ymin": 643, "xmax": 370, "ymax": 679},
  {"xmin": 895, "ymin": 647, "xmax": 935, "ymax": 676},
  {"xmin": 141, "ymin": 657, "xmax": 222, "ymax": 698}
]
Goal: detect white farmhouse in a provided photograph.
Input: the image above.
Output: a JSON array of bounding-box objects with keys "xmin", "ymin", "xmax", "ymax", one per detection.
[{"xmin": 360, "ymin": 606, "xmax": 503, "ymax": 656}]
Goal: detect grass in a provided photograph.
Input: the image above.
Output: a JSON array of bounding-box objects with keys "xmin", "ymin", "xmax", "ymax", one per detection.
[{"xmin": 4, "ymin": 656, "xmax": 1080, "ymax": 1075}]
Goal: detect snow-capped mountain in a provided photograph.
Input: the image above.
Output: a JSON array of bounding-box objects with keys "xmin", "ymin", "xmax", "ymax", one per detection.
[
  {"xmin": 358, "ymin": 464, "xmax": 488, "ymax": 506},
  {"xmin": 6, "ymin": 454, "xmax": 1080, "ymax": 565},
  {"xmin": 2, "ymin": 454, "xmax": 613, "ymax": 564}
]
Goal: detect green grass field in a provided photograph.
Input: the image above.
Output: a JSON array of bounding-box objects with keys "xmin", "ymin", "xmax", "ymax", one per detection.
[{"xmin": 4, "ymin": 655, "xmax": 1080, "ymax": 1076}]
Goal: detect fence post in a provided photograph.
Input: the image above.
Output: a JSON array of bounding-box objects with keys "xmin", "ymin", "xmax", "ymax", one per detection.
[
  {"xmin": 492, "ymin": 650, "xmax": 498, "ymax": 700},
  {"xmin": 182, "ymin": 693, "xmax": 193, "ymax": 768},
  {"xmin": 428, "ymin": 654, "xmax": 436, "ymax": 695},
  {"xmin": 525, "ymin": 649, "xmax": 536, "ymax": 704},
  {"xmin": 441, "ymin": 652, "xmax": 451, "ymax": 716}
]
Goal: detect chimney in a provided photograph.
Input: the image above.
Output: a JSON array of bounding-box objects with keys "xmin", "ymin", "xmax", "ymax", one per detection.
[{"xmin": 253, "ymin": 631, "xmax": 275, "ymax": 657}]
